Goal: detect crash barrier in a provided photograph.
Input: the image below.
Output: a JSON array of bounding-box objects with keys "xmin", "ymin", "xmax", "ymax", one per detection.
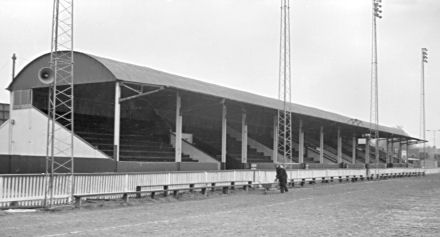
[
  {"xmin": 74, "ymin": 180, "xmax": 252, "ymax": 208},
  {"xmin": 260, "ymin": 169, "xmax": 426, "ymax": 193},
  {"xmin": 424, "ymin": 168, "xmax": 440, "ymax": 175},
  {"xmin": 0, "ymin": 167, "xmax": 434, "ymax": 208}
]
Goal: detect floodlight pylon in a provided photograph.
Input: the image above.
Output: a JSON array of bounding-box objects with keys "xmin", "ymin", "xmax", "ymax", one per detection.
[
  {"xmin": 369, "ymin": 0, "xmax": 382, "ymax": 165},
  {"xmin": 277, "ymin": 0, "xmax": 293, "ymax": 163},
  {"xmin": 44, "ymin": 0, "xmax": 75, "ymax": 208},
  {"xmin": 420, "ymin": 48, "xmax": 428, "ymax": 161}
]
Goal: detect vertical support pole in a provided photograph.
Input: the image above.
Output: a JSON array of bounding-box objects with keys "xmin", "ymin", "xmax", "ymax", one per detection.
[
  {"xmin": 390, "ymin": 139, "xmax": 394, "ymax": 164},
  {"xmin": 0, "ymin": 177, "xmax": 3, "ymax": 201},
  {"xmin": 420, "ymin": 48, "xmax": 428, "ymax": 164},
  {"xmin": 241, "ymin": 110, "xmax": 248, "ymax": 168},
  {"xmin": 406, "ymin": 140, "xmax": 409, "ymax": 163},
  {"xmin": 365, "ymin": 137, "xmax": 370, "ymax": 164},
  {"xmin": 124, "ymin": 174, "xmax": 129, "ymax": 192},
  {"xmin": 221, "ymin": 102, "xmax": 227, "ymax": 169},
  {"xmin": 113, "ymin": 81, "xmax": 121, "ymax": 162},
  {"xmin": 352, "ymin": 133, "xmax": 356, "ymax": 164},
  {"xmin": 385, "ymin": 138, "xmax": 390, "ymax": 163},
  {"xmin": 319, "ymin": 126, "xmax": 324, "ymax": 164},
  {"xmin": 301, "ymin": 130, "xmax": 305, "ymax": 163},
  {"xmin": 397, "ymin": 141, "xmax": 402, "ymax": 163},
  {"xmin": 9, "ymin": 54, "xmax": 16, "ymax": 156},
  {"xmin": 375, "ymin": 137, "xmax": 380, "ymax": 165},
  {"xmin": 370, "ymin": 0, "xmax": 382, "ymax": 168},
  {"xmin": 298, "ymin": 119, "xmax": 304, "ymax": 163},
  {"xmin": 175, "ymin": 92, "xmax": 182, "ymax": 164},
  {"xmin": 337, "ymin": 127, "xmax": 342, "ymax": 163},
  {"xmin": 272, "ymin": 115, "xmax": 278, "ymax": 163},
  {"xmin": 8, "ymin": 92, "xmax": 14, "ymax": 156},
  {"xmin": 12, "ymin": 53, "xmax": 17, "ymax": 80}
]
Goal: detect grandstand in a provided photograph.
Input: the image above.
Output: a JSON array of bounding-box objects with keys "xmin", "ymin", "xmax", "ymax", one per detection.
[{"xmin": 0, "ymin": 51, "xmax": 423, "ymax": 173}]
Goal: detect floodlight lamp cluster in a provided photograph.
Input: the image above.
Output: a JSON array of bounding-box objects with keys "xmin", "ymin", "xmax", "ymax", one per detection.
[
  {"xmin": 422, "ymin": 48, "xmax": 428, "ymax": 63},
  {"xmin": 374, "ymin": 0, "xmax": 383, "ymax": 19}
]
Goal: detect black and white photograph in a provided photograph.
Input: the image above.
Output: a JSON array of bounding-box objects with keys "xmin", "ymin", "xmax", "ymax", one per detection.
[{"xmin": 0, "ymin": 0, "xmax": 439, "ymax": 236}]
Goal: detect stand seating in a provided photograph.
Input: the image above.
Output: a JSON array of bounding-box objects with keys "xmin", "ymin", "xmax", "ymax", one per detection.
[{"xmin": 74, "ymin": 114, "xmax": 197, "ymax": 162}]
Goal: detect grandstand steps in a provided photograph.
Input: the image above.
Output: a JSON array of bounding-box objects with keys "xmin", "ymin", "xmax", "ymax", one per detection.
[
  {"xmin": 225, "ymin": 127, "xmax": 275, "ymax": 164},
  {"xmin": 355, "ymin": 148, "xmax": 367, "ymax": 163},
  {"xmin": 119, "ymin": 150, "xmax": 182, "ymax": 157},
  {"xmin": 225, "ymin": 135, "xmax": 272, "ymax": 164},
  {"xmin": 73, "ymin": 114, "xmax": 198, "ymax": 163},
  {"xmin": 303, "ymin": 136, "xmax": 352, "ymax": 164},
  {"xmin": 187, "ymin": 126, "xmax": 273, "ymax": 167},
  {"xmin": 228, "ymin": 153, "xmax": 272, "ymax": 162},
  {"xmin": 191, "ymin": 136, "xmax": 221, "ymax": 159},
  {"xmin": 304, "ymin": 157, "xmax": 318, "ymax": 163},
  {"xmin": 301, "ymin": 144, "xmax": 337, "ymax": 164},
  {"xmin": 368, "ymin": 146, "xmax": 388, "ymax": 163}
]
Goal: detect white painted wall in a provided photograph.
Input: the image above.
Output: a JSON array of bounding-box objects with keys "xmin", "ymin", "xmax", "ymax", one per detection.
[
  {"xmin": 0, "ymin": 120, "xmax": 10, "ymax": 154},
  {"xmin": 227, "ymin": 127, "xmax": 285, "ymax": 161},
  {"xmin": 170, "ymin": 133, "xmax": 219, "ymax": 166},
  {"xmin": 0, "ymin": 107, "xmax": 108, "ymax": 158}
]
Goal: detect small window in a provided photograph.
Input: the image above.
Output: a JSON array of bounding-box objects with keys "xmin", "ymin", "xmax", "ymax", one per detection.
[{"xmin": 13, "ymin": 90, "xmax": 33, "ymax": 109}]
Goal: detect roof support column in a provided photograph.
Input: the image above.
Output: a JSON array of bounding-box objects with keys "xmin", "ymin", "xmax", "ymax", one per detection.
[
  {"xmin": 175, "ymin": 92, "xmax": 182, "ymax": 165},
  {"xmin": 375, "ymin": 137, "xmax": 380, "ymax": 165},
  {"xmin": 113, "ymin": 81, "xmax": 121, "ymax": 162},
  {"xmin": 221, "ymin": 102, "xmax": 227, "ymax": 170},
  {"xmin": 319, "ymin": 126, "xmax": 324, "ymax": 164},
  {"xmin": 390, "ymin": 139, "xmax": 394, "ymax": 164},
  {"xmin": 337, "ymin": 127, "xmax": 342, "ymax": 164},
  {"xmin": 241, "ymin": 110, "xmax": 248, "ymax": 168},
  {"xmin": 397, "ymin": 141, "xmax": 402, "ymax": 163},
  {"xmin": 352, "ymin": 133, "xmax": 356, "ymax": 164},
  {"xmin": 273, "ymin": 115, "xmax": 279, "ymax": 163},
  {"xmin": 298, "ymin": 119, "xmax": 304, "ymax": 163},
  {"xmin": 405, "ymin": 140, "xmax": 409, "ymax": 163},
  {"xmin": 385, "ymin": 139, "xmax": 390, "ymax": 163},
  {"xmin": 365, "ymin": 137, "xmax": 370, "ymax": 164}
]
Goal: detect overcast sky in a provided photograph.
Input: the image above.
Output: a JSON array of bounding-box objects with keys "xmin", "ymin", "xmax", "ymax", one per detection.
[{"xmin": 0, "ymin": 0, "xmax": 439, "ymax": 145}]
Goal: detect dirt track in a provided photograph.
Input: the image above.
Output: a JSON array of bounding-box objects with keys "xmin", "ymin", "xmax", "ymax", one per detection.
[{"xmin": 1, "ymin": 174, "xmax": 439, "ymax": 237}]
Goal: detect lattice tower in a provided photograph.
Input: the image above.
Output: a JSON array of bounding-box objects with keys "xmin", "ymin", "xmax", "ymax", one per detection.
[
  {"xmin": 277, "ymin": 0, "xmax": 293, "ymax": 163},
  {"xmin": 420, "ymin": 48, "xmax": 428, "ymax": 159},
  {"xmin": 369, "ymin": 0, "xmax": 382, "ymax": 164},
  {"xmin": 44, "ymin": 0, "xmax": 75, "ymax": 208}
]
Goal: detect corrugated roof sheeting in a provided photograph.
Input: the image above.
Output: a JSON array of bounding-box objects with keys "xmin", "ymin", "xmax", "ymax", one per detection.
[
  {"xmin": 89, "ymin": 53, "xmax": 410, "ymax": 138},
  {"xmin": 8, "ymin": 51, "xmax": 415, "ymax": 139}
]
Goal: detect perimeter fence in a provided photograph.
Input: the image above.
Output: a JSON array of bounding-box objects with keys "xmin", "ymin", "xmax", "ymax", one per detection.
[{"xmin": 1, "ymin": 167, "xmax": 437, "ymax": 208}]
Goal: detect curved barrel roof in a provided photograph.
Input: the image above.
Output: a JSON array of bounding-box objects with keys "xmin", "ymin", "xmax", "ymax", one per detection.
[{"xmin": 8, "ymin": 51, "xmax": 418, "ymax": 140}]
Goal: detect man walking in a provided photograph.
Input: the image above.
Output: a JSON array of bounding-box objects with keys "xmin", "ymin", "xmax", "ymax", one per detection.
[{"xmin": 276, "ymin": 164, "xmax": 288, "ymax": 193}]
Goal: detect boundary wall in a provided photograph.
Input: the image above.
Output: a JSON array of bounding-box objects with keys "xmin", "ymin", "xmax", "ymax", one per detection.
[
  {"xmin": 1, "ymin": 168, "xmax": 437, "ymax": 208},
  {"xmin": 0, "ymin": 155, "xmax": 219, "ymax": 174}
]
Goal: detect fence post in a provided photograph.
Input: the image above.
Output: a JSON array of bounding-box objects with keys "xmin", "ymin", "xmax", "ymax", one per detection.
[
  {"xmin": 0, "ymin": 176, "xmax": 3, "ymax": 201},
  {"xmin": 124, "ymin": 174, "xmax": 129, "ymax": 192}
]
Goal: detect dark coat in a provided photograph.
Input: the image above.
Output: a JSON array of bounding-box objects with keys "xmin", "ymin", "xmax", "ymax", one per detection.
[{"xmin": 276, "ymin": 167, "xmax": 288, "ymax": 182}]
